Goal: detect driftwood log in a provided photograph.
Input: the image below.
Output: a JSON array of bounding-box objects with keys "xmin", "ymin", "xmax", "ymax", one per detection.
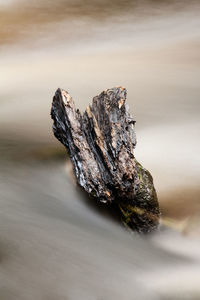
[{"xmin": 51, "ymin": 87, "xmax": 160, "ymax": 233}]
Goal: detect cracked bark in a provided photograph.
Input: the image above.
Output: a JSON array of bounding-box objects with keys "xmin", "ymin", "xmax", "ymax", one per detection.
[{"xmin": 51, "ymin": 87, "xmax": 160, "ymax": 233}]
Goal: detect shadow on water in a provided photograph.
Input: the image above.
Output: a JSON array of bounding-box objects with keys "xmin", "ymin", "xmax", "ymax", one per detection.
[{"xmin": 0, "ymin": 140, "xmax": 200, "ymax": 299}]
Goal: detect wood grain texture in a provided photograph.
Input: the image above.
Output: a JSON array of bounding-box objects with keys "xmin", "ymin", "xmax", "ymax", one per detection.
[{"xmin": 51, "ymin": 87, "xmax": 160, "ymax": 232}]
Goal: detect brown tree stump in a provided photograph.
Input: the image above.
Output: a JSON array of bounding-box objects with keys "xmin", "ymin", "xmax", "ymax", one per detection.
[{"xmin": 51, "ymin": 87, "xmax": 160, "ymax": 233}]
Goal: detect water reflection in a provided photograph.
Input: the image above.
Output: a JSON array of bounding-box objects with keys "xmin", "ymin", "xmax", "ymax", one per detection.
[{"xmin": 0, "ymin": 0, "xmax": 200, "ymax": 299}]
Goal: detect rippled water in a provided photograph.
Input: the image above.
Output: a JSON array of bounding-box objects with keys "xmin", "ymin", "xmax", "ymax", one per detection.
[{"xmin": 0, "ymin": 1, "xmax": 200, "ymax": 299}]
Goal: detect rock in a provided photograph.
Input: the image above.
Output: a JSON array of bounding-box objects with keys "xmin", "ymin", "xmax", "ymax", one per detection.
[{"xmin": 51, "ymin": 87, "xmax": 160, "ymax": 233}]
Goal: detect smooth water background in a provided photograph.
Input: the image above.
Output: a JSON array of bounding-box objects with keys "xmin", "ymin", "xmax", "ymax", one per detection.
[{"xmin": 0, "ymin": 1, "xmax": 200, "ymax": 299}]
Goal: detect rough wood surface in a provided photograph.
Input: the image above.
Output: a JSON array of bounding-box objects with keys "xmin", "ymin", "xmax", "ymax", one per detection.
[{"xmin": 51, "ymin": 87, "xmax": 160, "ymax": 233}]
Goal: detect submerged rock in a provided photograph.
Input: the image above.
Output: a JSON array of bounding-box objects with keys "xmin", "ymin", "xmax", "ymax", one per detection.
[{"xmin": 51, "ymin": 87, "xmax": 160, "ymax": 233}]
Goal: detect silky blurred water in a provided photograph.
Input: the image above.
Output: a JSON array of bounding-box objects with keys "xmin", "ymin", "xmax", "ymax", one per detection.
[{"xmin": 0, "ymin": 1, "xmax": 200, "ymax": 299}]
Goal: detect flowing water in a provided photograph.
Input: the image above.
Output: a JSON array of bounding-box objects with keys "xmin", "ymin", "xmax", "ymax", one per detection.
[{"xmin": 0, "ymin": 1, "xmax": 200, "ymax": 299}]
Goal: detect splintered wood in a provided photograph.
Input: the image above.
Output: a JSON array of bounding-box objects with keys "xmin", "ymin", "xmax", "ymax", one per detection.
[{"xmin": 51, "ymin": 87, "xmax": 160, "ymax": 233}]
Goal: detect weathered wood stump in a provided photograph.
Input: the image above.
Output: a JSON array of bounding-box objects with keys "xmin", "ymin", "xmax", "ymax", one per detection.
[{"xmin": 51, "ymin": 87, "xmax": 160, "ymax": 233}]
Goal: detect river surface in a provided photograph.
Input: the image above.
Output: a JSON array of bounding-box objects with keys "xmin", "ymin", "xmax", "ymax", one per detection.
[{"xmin": 0, "ymin": 1, "xmax": 200, "ymax": 299}]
